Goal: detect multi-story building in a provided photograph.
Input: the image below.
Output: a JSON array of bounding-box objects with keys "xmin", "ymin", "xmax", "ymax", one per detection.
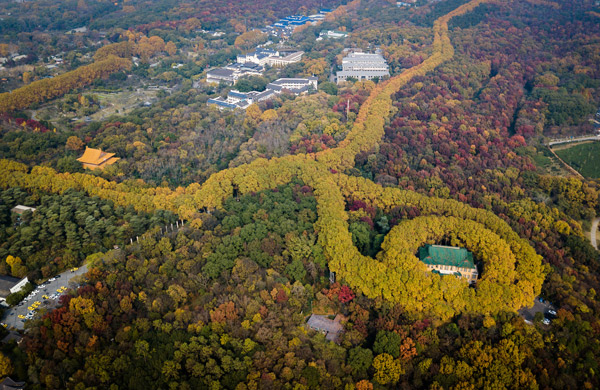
[
  {"xmin": 237, "ymin": 48, "xmax": 279, "ymax": 66},
  {"xmin": 205, "ymin": 63, "xmax": 264, "ymax": 86},
  {"xmin": 419, "ymin": 245, "xmax": 478, "ymax": 284},
  {"xmin": 237, "ymin": 48, "xmax": 304, "ymax": 68},
  {"xmin": 336, "ymin": 52, "xmax": 390, "ymax": 83},
  {"xmin": 206, "ymin": 68, "xmax": 238, "ymax": 85},
  {"xmin": 265, "ymin": 51, "xmax": 304, "ymax": 67},
  {"xmin": 318, "ymin": 30, "xmax": 349, "ymax": 40},
  {"xmin": 266, "ymin": 77, "xmax": 318, "ymax": 94}
]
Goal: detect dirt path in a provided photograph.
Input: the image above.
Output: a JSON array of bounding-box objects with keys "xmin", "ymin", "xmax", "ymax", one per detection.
[{"xmin": 592, "ymin": 217, "xmax": 599, "ymax": 250}]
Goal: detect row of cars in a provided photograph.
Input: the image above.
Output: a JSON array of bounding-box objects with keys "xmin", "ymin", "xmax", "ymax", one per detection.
[
  {"xmin": 17, "ymin": 279, "xmax": 70, "ymax": 322},
  {"xmin": 542, "ymin": 308, "xmax": 557, "ymax": 325},
  {"xmin": 539, "ymin": 297, "xmax": 557, "ymax": 325}
]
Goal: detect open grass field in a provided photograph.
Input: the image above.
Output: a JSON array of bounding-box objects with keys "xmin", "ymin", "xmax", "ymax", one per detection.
[
  {"xmin": 30, "ymin": 88, "xmax": 159, "ymax": 125},
  {"xmin": 88, "ymin": 88, "xmax": 159, "ymax": 121},
  {"xmin": 554, "ymin": 141, "xmax": 600, "ymax": 179}
]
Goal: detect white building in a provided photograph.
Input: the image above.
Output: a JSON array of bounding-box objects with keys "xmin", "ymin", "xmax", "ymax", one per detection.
[
  {"xmin": 266, "ymin": 51, "xmax": 304, "ymax": 67},
  {"xmin": 336, "ymin": 52, "xmax": 390, "ymax": 83},
  {"xmin": 205, "ymin": 62, "xmax": 264, "ymax": 85},
  {"xmin": 319, "ymin": 30, "xmax": 349, "ymax": 39},
  {"xmin": 266, "ymin": 77, "xmax": 318, "ymax": 94},
  {"xmin": 237, "ymin": 48, "xmax": 304, "ymax": 67},
  {"xmin": 237, "ymin": 48, "xmax": 279, "ymax": 66},
  {"xmin": 0, "ymin": 276, "xmax": 29, "ymax": 305}
]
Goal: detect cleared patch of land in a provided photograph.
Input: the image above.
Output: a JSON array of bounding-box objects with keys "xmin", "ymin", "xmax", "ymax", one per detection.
[
  {"xmin": 30, "ymin": 88, "xmax": 159, "ymax": 125},
  {"xmin": 88, "ymin": 88, "xmax": 160, "ymax": 121},
  {"xmin": 554, "ymin": 142, "xmax": 600, "ymax": 178}
]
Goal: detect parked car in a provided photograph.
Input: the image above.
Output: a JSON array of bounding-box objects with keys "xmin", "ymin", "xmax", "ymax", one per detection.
[{"xmin": 542, "ymin": 318, "xmax": 551, "ymax": 325}]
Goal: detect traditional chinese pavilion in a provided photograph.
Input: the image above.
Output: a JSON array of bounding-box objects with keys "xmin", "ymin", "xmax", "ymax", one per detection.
[{"xmin": 77, "ymin": 147, "xmax": 119, "ymax": 170}]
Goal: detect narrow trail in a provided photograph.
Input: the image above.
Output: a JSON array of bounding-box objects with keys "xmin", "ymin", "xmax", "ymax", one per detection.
[{"xmin": 592, "ymin": 217, "xmax": 599, "ymax": 250}]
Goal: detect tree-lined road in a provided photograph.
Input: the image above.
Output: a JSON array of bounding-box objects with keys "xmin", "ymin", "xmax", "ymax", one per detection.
[
  {"xmin": 592, "ymin": 217, "xmax": 599, "ymax": 250},
  {"xmin": 546, "ymin": 134, "xmax": 600, "ymax": 146}
]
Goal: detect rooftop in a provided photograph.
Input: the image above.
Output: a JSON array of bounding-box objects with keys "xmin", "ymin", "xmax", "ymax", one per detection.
[
  {"xmin": 0, "ymin": 377, "xmax": 26, "ymax": 390},
  {"xmin": 269, "ymin": 77, "xmax": 316, "ymax": 85},
  {"xmin": 77, "ymin": 147, "xmax": 119, "ymax": 169},
  {"xmin": 207, "ymin": 68, "xmax": 236, "ymax": 77},
  {"xmin": 11, "ymin": 205, "xmax": 36, "ymax": 215},
  {"xmin": 0, "ymin": 275, "xmax": 21, "ymax": 297},
  {"xmin": 307, "ymin": 314, "xmax": 343, "ymax": 341},
  {"xmin": 418, "ymin": 245, "xmax": 476, "ymax": 269}
]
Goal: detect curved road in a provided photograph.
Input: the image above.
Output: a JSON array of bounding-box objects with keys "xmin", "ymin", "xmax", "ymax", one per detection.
[{"xmin": 592, "ymin": 217, "xmax": 599, "ymax": 250}]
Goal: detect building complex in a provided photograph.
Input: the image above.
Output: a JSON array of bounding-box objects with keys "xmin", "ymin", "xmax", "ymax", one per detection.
[{"xmin": 207, "ymin": 77, "xmax": 317, "ymax": 110}]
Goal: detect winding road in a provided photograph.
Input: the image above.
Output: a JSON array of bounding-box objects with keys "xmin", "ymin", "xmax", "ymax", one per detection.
[{"xmin": 592, "ymin": 217, "xmax": 599, "ymax": 250}]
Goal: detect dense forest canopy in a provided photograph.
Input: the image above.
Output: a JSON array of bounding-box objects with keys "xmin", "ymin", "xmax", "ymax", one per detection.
[{"xmin": 0, "ymin": 0, "xmax": 599, "ymax": 389}]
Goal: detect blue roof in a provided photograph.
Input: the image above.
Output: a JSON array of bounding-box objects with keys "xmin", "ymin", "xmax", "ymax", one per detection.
[
  {"xmin": 320, "ymin": 8, "xmax": 332, "ymax": 13},
  {"xmin": 290, "ymin": 20, "xmax": 308, "ymax": 26}
]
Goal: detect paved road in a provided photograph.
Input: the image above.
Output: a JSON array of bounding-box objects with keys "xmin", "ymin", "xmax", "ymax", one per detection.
[
  {"xmin": 547, "ymin": 134, "xmax": 600, "ymax": 146},
  {"xmin": 591, "ymin": 217, "xmax": 599, "ymax": 250},
  {"xmin": 1, "ymin": 265, "xmax": 88, "ymax": 330}
]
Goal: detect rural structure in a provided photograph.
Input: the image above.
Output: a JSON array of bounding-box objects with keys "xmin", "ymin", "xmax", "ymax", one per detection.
[{"xmin": 306, "ymin": 314, "xmax": 344, "ymax": 342}]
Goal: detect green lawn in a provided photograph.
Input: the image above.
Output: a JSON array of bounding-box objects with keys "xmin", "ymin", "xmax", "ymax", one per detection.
[{"xmin": 555, "ymin": 142, "xmax": 600, "ymax": 179}]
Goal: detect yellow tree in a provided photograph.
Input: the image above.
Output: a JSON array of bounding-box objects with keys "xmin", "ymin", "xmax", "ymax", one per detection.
[
  {"xmin": 0, "ymin": 352, "xmax": 13, "ymax": 377},
  {"xmin": 234, "ymin": 30, "xmax": 267, "ymax": 51},
  {"xmin": 66, "ymin": 136, "xmax": 84, "ymax": 151},
  {"xmin": 165, "ymin": 42, "xmax": 177, "ymax": 56},
  {"xmin": 373, "ymin": 353, "xmax": 403, "ymax": 385}
]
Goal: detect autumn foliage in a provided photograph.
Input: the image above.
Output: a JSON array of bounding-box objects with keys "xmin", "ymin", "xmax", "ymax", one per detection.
[
  {"xmin": 0, "ymin": 0, "xmax": 544, "ymax": 320},
  {"xmin": 0, "ymin": 55, "xmax": 131, "ymax": 112}
]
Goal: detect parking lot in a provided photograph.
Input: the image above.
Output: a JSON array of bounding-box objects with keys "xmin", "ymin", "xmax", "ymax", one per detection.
[
  {"xmin": 1, "ymin": 265, "xmax": 88, "ymax": 330},
  {"xmin": 519, "ymin": 297, "xmax": 557, "ymax": 325}
]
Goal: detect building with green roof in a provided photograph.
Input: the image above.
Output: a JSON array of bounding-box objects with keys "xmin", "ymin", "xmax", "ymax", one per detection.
[{"xmin": 418, "ymin": 245, "xmax": 478, "ymax": 283}]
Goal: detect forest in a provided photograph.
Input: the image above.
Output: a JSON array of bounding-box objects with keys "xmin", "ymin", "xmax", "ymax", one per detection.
[{"xmin": 0, "ymin": 0, "xmax": 600, "ymax": 389}]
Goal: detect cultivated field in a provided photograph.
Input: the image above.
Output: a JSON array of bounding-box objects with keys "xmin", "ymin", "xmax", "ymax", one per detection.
[{"xmin": 554, "ymin": 142, "xmax": 600, "ymax": 178}]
